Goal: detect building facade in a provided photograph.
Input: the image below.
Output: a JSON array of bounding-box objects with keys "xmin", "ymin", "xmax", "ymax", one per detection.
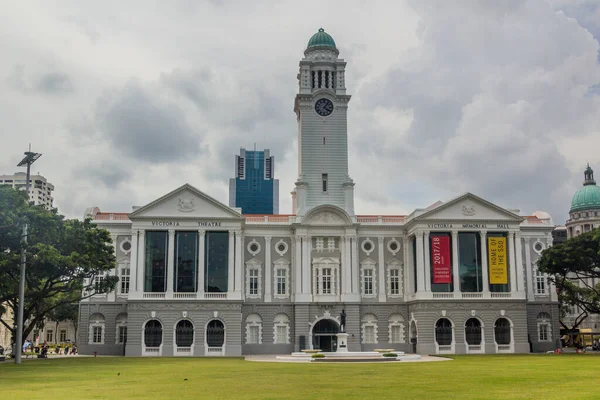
[
  {"xmin": 229, "ymin": 148, "xmax": 279, "ymax": 215},
  {"xmin": 79, "ymin": 29, "xmax": 559, "ymax": 356},
  {"xmin": 0, "ymin": 172, "xmax": 55, "ymax": 208},
  {"xmin": 564, "ymin": 164, "xmax": 600, "ymax": 330}
]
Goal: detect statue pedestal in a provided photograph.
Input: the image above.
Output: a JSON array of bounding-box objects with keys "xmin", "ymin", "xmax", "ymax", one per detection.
[{"xmin": 336, "ymin": 332, "xmax": 349, "ymax": 353}]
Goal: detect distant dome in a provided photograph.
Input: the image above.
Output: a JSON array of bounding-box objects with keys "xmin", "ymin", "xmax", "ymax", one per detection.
[
  {"xmin": 570, "ymin": 185, "xmax": 600, "ymax": 212},
  {"xmin": 570, "ymin": 164, "xmax": 600, "ymax": 213},
  {"xmin": 307, "ymin": 28, "xmax": 337, "ymax": 49}
]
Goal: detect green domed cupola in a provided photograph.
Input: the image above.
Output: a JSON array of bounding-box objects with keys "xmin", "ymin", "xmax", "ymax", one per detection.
[
  {"xmin": 307, "ymin": 28, "xmax": 337, "ymax": 49},
  {"xmin": 570, "ymin": 164, "xmax": 600, "ymax": 213}
]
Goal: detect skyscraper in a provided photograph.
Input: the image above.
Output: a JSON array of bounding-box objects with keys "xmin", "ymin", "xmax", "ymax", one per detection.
[{"xmin": 229, "ymin": 148, "xmax": 279, "ymax": 214}]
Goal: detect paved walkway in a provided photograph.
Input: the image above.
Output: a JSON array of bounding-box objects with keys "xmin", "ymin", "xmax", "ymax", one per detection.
[{"xmin": 245, "ymin": 354, "xmax": 451, "ymax": 363}]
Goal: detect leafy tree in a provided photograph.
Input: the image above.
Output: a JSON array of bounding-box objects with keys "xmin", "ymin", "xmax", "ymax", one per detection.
[
  {"xmin": 0, "ymin": 185, "xmax": 117, "ymax": 347},
  {"xmin": 537, "ymin": 227, "xmax": 600, "ymax": 332},
  {"xmin": 46, "ymin": 301, "xmax": 79, "ymax": 344}
]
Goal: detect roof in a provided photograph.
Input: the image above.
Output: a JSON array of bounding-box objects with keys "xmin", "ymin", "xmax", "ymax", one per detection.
[
  {"xmin": 307, "ymin": 28, "xmax": 336, "ymax": 49},
  {"xmin": 570, "ymin": 184, "xmax": 600, "ymax": 212}
]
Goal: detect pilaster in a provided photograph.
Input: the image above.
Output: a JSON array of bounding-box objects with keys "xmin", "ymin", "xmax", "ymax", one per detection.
[
  {"xmin": 110, "ymin": 234, "xmax": 118, "ymax": 302},
  {"xmin": 264, "ymin": 236, "xmax": 272, "ymax": 302},
  {"xmin": 423, "ymin": 231, "xmax": 431, "ymax": 292},
  {"xmin": 479, "ymin": 231, "xmax": 490, "ymax": 294},
  {"xmin": 377, "ymin": 237, "xmax": 386, "ymax": 302},
  {"xmin": 166, "ymin": 229, "xmax": 176, "ymax": 295},
  {"xmin": 130, "ymin": 230, "xmax": 139, "ymax": 295},
  {"xmin": 403, "ymin": 237, "xmax": 411, "ymax": 298},
  {"xmin": 451, "ymin": 230, "xmax": 460, "ymax": 295},
  {"xmin": 515, "ymin": 232, "xmax": 524, "ymax": 294},
  {"xmin": 197, "ymin": 230, "xmax": 205, "ymax": 296},
  {"xmin": 228, "ymin": 230, "xmax": 235, "ymax": 293},
  {"xmin": 293, "ymin": 236, "xmax": 303, "ymax": 300},
  {"xmin": 137, "ymin": 230, "xmax": 146, "ymax": 295},
  {"xmin": 509, "ymin": 231, "xmax": 517, "ymax": 293},
  {"xmin": 415, "ymin": 231, "xmax": 425, "ymax": 294},
  {"xmin": 524, "ymin": 238, "xmax": 534, "ymax": 301},
  {"xmin": 351, "ymin": 235, "xmax": 359, "ymax": 299}
]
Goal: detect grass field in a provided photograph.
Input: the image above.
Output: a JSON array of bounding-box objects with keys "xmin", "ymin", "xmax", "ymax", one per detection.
[{"xmin": 1, "ymin": 355, "xmax": 598, "ymax": 399}]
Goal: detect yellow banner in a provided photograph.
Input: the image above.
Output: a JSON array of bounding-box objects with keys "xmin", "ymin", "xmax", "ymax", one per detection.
[{"xmin": 488, "ymin": 237, "xmax": 508, "ymax": 285}]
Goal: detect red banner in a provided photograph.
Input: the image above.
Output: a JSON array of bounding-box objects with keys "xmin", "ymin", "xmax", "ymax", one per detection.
[{"xmin": 431, "ymin": 235, "xmax": 452, "ymax": 284}]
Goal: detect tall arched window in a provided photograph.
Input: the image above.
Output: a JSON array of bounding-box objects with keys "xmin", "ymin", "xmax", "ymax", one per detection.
[
  {"xmin": 273, "ymin": 314, "xmax": 290, "ymax": 344},
  {"xmin": 245, "ymin": 314, "xmax": 262, "ymax": 344},
  {"xmin": 435, "ymin": 318, "xmax": 452, "ymax": 346},
  {"xmin": 175, "ymin": 320, "xmax": 194, "ymax": 347},
  {"xmin": 115, "ymin": 313, "xmax": 128, "ymax": 345},
  {"xmin": 465, "ymin": 318, "xmax": 482, "ymax": 346},
  {"xmin": 494, "ymin": 318, "xmax": 511, "ymax": 345},
  {"xmin": 144, "ymin": 320, "xmax": 163, "ymax": 347},
  {"xmin": 88, "ymin": 313, "xmax": 105, "ymax": 345},
  {"xmin": 537, "ymin": 312, "xmax": 552, "ymax": 342},
  {"xmin": 207, "ymin": 320, "xmax": 225, "ymax": 347}
]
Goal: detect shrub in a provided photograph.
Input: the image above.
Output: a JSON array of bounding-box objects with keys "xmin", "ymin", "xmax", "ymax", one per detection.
[
  {"xmin": 311, "ymin": 353, "xmax": 326, "ymax": 358},
  {"xmin": 382, "ymin": 353, "xmax": 398, "ymax": 357}
]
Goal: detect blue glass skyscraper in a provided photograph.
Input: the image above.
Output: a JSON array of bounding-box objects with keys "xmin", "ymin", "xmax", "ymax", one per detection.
[{"xmin": 229, "ymin": 148, "xmax": 279, "ymax": 214}]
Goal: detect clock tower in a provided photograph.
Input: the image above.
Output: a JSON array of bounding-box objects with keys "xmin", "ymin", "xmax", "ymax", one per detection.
[{"xmin": 293, "ymin": 28, "xmax": 355, "ymax": 217}]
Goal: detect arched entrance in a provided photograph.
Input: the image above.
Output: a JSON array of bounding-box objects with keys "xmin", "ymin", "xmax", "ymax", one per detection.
[{"xmin": 312, "ymin": 319, "xmax": 339, "ymax": 352}]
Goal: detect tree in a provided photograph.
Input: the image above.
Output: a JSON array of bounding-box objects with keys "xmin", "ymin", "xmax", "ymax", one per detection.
[
  {"xmin": 46, "ymin": 301, "xmax": 79, "ymax": 344},
  {"xmin": 537, "ymin": 227, "xmax": 600, "ymax": 333},
  {"xmin": 0, "ymin": 185, "xmax": 118, "ymax": 347}
]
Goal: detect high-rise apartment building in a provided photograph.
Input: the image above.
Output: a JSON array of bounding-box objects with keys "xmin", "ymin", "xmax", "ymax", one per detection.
[
  {"xmin": 229, "ymin": 148, "xmax": 279, "ymax": 214},
  {"xmin": 0, "ymin": 172, "xmax": 55, "ymax": 208}
]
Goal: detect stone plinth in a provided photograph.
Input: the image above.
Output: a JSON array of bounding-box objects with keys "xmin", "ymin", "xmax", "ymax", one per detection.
[{"xmin": 336, "ymin": 332, "xmax": 349, "ymax": 353}]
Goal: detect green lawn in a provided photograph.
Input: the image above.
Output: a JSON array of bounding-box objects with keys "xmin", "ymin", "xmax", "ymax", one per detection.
[{"xmin": 1, "ymin": 355, "xmax": 597, "ymax": 399}]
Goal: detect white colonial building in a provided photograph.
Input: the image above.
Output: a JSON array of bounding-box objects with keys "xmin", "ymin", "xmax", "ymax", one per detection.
[{"xmin": 79, "ymin": 29, "xmax": 558, "ymax": 356}]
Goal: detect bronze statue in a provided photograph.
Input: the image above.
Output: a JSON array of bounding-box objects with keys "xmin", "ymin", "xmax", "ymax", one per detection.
[{"xmin": 340, "ymin": 309, "xmax": 346, "ymax": 332}]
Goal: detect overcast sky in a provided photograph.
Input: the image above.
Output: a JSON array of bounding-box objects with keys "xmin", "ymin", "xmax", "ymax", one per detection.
[{"xmin": 1, "ymin": 0, "xmax": 599, "ymax": 224}]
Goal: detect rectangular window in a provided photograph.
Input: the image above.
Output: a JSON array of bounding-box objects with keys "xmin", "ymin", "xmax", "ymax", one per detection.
[
  {"xmin": 120, "ymin": 268, "xmax": 130, "ymax": 294},
  {"xmin": 364, "ymin": 326, "xmax": 375, "ymax": 343},
  {"xmin": 539, "ymin": 324, "xmax": 549, "ymax": 341},
  {"xmin": 93, "ymin": 326, "xmax": 103, "ymax": 343},
  {"xmin": 390, "ymin": 269, "xmax": 400, "ymax": 295},
  {"xmin": 46, "ymin": 330, "xmax": 53, "ymax": 343},
  {"xmin": 276, "ymin": 325, "xmax": 287, "ymax": 344},
  {"xmin": 59, "ymin": 330, "xmax": 67, "ymax": 342},
  {"xmin": 322, "ymin": 173, "xmax": 328, "ymax": 192},
  {"xmin": 535, "ymin": 271, "xmax": 546, "ymax": 295},
  {"xmin": 391, "ymin": 325, "xmax": 402, "ymax": 343},
  {"xmin": 249, "ymin": 269, "xmax": 259, "ymax": 295},
  {"xmin": 93, "ymin": 276, "xmax": 104, "ymax": 292},
  {"xmin": 205, "ymin": 231, "xmax": 229, "ymax": 293},
  {"xmin": 248, "ymin": 325, "xmax": 259, "ymax": 344},
  {"xmin": 458, "ymin": 232, "xmax": 483, "ymax": 293},
  {"xmin": 322, "ymin": 268, "xmax": 331, "ymax": 294},
  {"xmin": 276, "ymin": 269, "xmax": 286, "ymax": 295},
  {"xmin": 145, "ymin": 231, "xmax": 168, "ymax": 292},
  {"xmin": 488, "ymin": 232, "xmax": 510, "ymax": 293},
  {"xmin": 364, "ymin": 269, "xmax": 373, "ymax": 295},
  {"xmin": 118, "ymin": 326, "xmax": 128, "ymax": 344},
  {"xmin": 175, "ymin": 231, "xmax": 198, "ymax": 293}
]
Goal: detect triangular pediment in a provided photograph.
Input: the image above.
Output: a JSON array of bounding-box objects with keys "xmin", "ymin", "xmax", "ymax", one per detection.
[
  {"xmin": 415, "ymin": 193, "xmax": 522, "ymax": 222},
  {"xmin": 129, "ymin": 184, "xmax": 243, "ymax": 220}
]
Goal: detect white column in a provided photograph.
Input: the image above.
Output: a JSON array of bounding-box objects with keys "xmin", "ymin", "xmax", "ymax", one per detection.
[
  {"xmin": 137, "ymin": 230, "xmax": 146, "ymax": 294},
  {"xmin": 234, "ymin": 230, "xmax": 243, "ymax": 298},
  {"xmin": 302, "ymin": 236, "xmax": 312, "ymax": 296},
  {"xmin": 293, "ymin": 236, "xmax": 302, "ymax": 298},
  {"xmin": 227, "ymin": 231, "xmax": 235, "ymax": 293},
  {"xmin": 524, "ymin": 238, "xmax": 534, "ymax": 300},
  {"xmin": 480, "ymin": 231, "xmax": 490, "ymax": 295},
  {"xmin": 130, "ymin": 230, "xmax": 139, "ymax": 294},
  {"xmin": 345, "ymin": 236, "xmax": 353, "ymax": 292},
  {"xmin": 451, "ymin": 230, "xmax": 461, "ymax": 295},
  {"xmin": 351, "ymin": 235, "xmax": 359, "ymax": 297},
  {"xmin": 110, "ymin": 234, "xmax": 118, "ymax": 301},
  {"xmin": 415, "ymin": 231, "xmax": 425, "ymax": 294},
  {"xmin": 403, "ymin": 237, "xmax": 411, "ymax": 298},
  {"xmin": 167, "ymin": 229, "xmax": 176, "ymax": 295},
  {"xmin": 340, "ymin": 236, "xmax": 347, "ymax": 296},
  {"xmin": 197, "ymin": 230, "xmax": 205, "ymax": 298},
  {"xmin": 423, "ymin": 231, "xmax": 431, "ymax": 293},
  {"xmin": 509, "ymin": 232, "xmax": 517, "ymax": 293},
  {"xmin": 264, "ymin": 236, "xmax": 272, "ymax": 302},
  {"xmin": 515, "ymin": 232, "xmax": 524, "ymax": 294},
  {"xmin": 378, "ymin": 237, "xmax": 386, "ymax": 302},
  {"xmin": 546, "ymin": 235, "xmax": 558, "ymax": 302}
]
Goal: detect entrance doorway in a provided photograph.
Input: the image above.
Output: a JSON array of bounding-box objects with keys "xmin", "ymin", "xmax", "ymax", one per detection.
[{"xmin": 312, "ymin": 319, "xmax": 339, "ymax": 352}]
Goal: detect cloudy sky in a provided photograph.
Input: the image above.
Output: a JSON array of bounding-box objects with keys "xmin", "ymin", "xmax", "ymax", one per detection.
[{"xmin": 1, "ymin": 0, "xmax": 599, "ymax": 224}]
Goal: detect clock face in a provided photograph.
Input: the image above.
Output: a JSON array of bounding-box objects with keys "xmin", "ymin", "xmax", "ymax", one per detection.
[{"xmin": 315, "ymin": 98, "xmax": 334, "ymax": 116}]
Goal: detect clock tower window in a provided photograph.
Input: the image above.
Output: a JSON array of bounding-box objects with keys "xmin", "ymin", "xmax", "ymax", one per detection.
[{"xmin": 322, "ymin": 174, "xmax": 328, "ymax": 192}]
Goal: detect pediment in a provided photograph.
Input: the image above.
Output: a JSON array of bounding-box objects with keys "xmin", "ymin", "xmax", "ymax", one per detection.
[
  {"xmin": 304, "ymin": 205, "xmax": 353, "ymax": 226},
  {"xmin": 416, "ymin": 193, "xmax": 522, "ymax": 223},
  {"xmin": 129, "ymin": 184, "xmax": 242, "ymax": 220}
]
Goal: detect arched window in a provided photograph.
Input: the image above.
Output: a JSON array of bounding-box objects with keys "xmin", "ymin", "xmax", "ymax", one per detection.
[
  {"xmin": 537, "ymin": 312, "xmax": 552, "ymax": 342},
  {"xmin": 361, "ymin": 314, "xmax": 378, "ymax": 344},
  {"xmin": 465, "ymin": 318, "xmax": 482, "ymax": 345},
  {"xmin": 175, "ymin": 320, "xmax": 194, "ymax": 347},
  {"xmin": 88, "ymin": 313, "xmax": 105, "ymax": 345},
  {"xmin": 207, "ymin": 320, "xmax": 225, "ymax": 347},
  {"xmin": 494, "ymin": 318, "xmax": 511, "ymax": 345},
  {"xmin": 245, "ymin": 314, "xmax": 262, "ymax": 344},
  {"xmin": 273, "ymin": 314, "xmax": 290, "ymax": 344},
  {"xmin": 388, "ymin": 314, "xmax": 405, "ymax": 343},
  {"xmin": 435, "ymin": 318, "xmax": 452, "ymax": 346},
  {"xmin": 144, "ymin": 320, "xmax": 163, "ymax": 347},
  {"xmin": 115, "ymin": 313, "xmax": 128, "ymax": 344}
]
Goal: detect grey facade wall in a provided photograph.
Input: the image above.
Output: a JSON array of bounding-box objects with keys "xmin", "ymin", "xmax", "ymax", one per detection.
[
  {"xmin": 241, "ymin": 304, "xmax": 294, "ymax": 354},
  {"xmin": 78, "ymin": 301, "xmax": 128, "ymax": 356},
  {"xmin": 526, "ymin": 302, "xmax": 561, "ymax": 353}
]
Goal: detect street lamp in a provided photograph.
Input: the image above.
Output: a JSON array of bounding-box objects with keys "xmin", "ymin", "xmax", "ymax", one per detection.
[{"xmin": 14, "ymin": 149, "xmax": 41, "ymax": 364}]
